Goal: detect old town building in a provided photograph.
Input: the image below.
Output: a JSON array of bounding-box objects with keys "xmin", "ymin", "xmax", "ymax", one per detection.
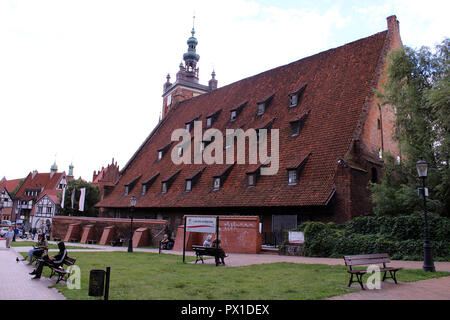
[{"xmin": 97, "ymin": 16, "xmax": 402, "ymax": 244}]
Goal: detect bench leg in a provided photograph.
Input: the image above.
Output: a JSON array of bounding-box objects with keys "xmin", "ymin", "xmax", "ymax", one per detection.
[
  {"xmin": 382, "ymin": 270, "xmax": 398, "ymax": 284},
  {"xmin": 348, "ymin": 273, "xmax": 365, "ymax": 290}
]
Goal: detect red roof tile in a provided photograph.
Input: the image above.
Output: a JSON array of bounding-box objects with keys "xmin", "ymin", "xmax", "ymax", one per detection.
[{"xmin": 97, "ymin": 28, "xmax": 391, "ymax": 209}]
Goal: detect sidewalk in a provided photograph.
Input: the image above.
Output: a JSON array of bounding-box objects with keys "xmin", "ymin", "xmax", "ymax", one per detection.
[
  {"xmin": 0, "ymin": 247, "xmax": 65, "ymax": 300},
  {"xmin": 328, "ymin": 276, "xmax": 450, "ymax": 300}
]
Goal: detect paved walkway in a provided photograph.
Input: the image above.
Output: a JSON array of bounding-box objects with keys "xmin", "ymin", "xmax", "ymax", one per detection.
[
  {"xmin": 5, "ymin": 239, "xmax": 450, "ymax": 300},
  {"xmin": 0, "ymin": 246, "xmax": 65, "ymax": 300},
  {"xmin": 329, "ymin": 276, "xmax": 450, "ymax": 300}
]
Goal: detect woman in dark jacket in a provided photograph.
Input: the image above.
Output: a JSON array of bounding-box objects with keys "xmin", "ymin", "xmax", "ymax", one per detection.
[{"xmin": 30, "ymin": 241, "xmax": 67, "ymax": 279}]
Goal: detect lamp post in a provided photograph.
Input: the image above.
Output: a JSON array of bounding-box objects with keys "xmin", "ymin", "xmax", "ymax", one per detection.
[
  {"xmin": 128, "ymin": 196, "xmax": 136, "ymax": 253},
  {"xmin": 416, "ymin": 157, "xmax": 435, "ymax": 272}
]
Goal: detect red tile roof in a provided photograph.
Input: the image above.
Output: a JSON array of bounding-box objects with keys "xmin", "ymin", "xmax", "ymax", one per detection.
[
  {"xmin": 0, "ymin": 178, "xmax": 23, "ymax": 194},
  {"xmin": 15, "ymin": 172, "xmax": 65, "ymax": 201},
  {"xmin": 97, "ymin": 28, "xmax": 391, "ymax": 209}
]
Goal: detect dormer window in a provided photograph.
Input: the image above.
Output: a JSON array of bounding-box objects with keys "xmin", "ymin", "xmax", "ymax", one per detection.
[
  {"xmin": 206, "ymin": 117, "xmax": 212, "ymax": 128},
  {"xmin": 289, "ymin": 84, "xmax": 306, "ymax": 108},
  {"xmin": 213, "ymin": 177, "xmax": 221, "ymax": 190},
  {"xmin": 185, "ymin": 115, "xmax": 201, "ymax": 132},
  {"xmin": 290, "ymin": 111, "xmax": 310, "ymax": 137},
  {"xmin": 157, "ymin": 142, "xmax": 173, "ymax": 161},
  {"xmin": 288, "ymin": 170, "xmax": 297, "ymax": 185},
  {"xmin": 177, "ymin": 146, "xmax": 183, "ymax": 157},
  {"xmin": 124, "ymin": 185, "xmax": 129, "ymax": 195},
  {"xmin": 212, "ymin": 164, "xmax": 234, "ymax": 191},
  {"xmin": 161, "ymin": 170, "xmax": 180, "ymax": 194},
  {"xmin": 229, "ymin": 102, "xmax": 247, "ymax": 121},
  {"xmin": 248, "ymin": 174, "xmax": 255, "ymax": 186},
  {"xmin": 141, "ymin": 173, "xmax": 159, "ymax": 195},
  {"xmin": 256, "ymin": 94, "xmax": 274, "ymax": 116},
  {"xmin": 286, "ymin": 152, "xmax": 311, "ymax": 186},
  {"xmin": 167, "ymin": 94, "xmax": 172, "ymax": 106},
  {"xmin": 184, "ymin": 167, "xmax": 205, "ymax": 193},
  {"xmin": 257, "ymin": 103, "xmax": 265, "ymax": 116},
  {"xmin": 185, "ymin": 180, "xmax": 192, "ymax": 192}
]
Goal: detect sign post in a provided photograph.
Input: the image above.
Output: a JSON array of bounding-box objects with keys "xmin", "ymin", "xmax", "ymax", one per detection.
[{"xmin": 182, "ymin": 216, "xmax": 219, "ymax": 263}]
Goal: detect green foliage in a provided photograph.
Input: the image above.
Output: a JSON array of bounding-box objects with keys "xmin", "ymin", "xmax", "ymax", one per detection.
[
  {"xmin": 372, "ymin": 39, "xmax": 450, "ymax": 217},
  {"xmin": 57, "ymin": 179, "xmax": 100, "ymax": 217},
  {"xmin": 9, "ymin": 178, "xmax": 24, "ymax": 198},
  {"xmin": 296, "ymin": 215, "xmax": 450, "ymax": 260}
]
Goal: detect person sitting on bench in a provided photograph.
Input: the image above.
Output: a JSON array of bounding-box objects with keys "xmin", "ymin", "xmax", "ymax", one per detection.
[
  {"xmin": 203, "ymin": 235, "xmax": 212, "ymax": 247},
  {"xmin": 160, "ymin": 233, "xmax": 174, "ymax": 250},
  {"xmin": 30, "ymin": 241, "xmax": 67, "ymax": 279},
  {"xmin": 212, "ymin": 239, "xmax": 227, "ymax": 265},
  {"xmin": 21, "ymin": 234, "xmax": 47, "ymax": 264}
]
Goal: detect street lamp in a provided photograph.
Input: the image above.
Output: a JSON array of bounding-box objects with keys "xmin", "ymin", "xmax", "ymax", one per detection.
[
  {"xmin": 128, "ymin": 196, "xmax": 136, "ymax": 253},
  {"xmin": 416, "ymin": 157, "xmax": 435, "ymax": 272}
]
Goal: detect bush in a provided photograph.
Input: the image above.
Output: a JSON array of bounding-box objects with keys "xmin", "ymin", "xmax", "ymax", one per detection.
[{"xmin": 297, "ymin": 214, "xmax": 450, "ymax": 260}]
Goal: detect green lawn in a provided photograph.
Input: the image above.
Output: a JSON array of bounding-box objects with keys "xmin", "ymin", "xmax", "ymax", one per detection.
[
  {"xmin": 12, "ymin": 241, "xmax": 92, "ymax": 250},
  {"xmin": 35, "ymin": 251, "xmax": 450, "ymax": 300}
]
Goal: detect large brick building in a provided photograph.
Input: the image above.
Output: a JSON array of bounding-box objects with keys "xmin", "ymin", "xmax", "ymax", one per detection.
[{"xmin": 97, "ymin": 16, "xmax": 402, "ymax": 243}]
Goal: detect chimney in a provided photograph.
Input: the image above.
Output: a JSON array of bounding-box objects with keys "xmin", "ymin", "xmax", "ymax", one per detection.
[
  {"xmin": 386, "ymin": 15, "xmax": 402, "ymax": 51},
  {"xmin": 387, "ymin": 15, "xmax": 399, "ymax": 34}
]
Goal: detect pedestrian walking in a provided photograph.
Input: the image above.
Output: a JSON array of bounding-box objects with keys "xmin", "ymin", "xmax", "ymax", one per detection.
[
  {"xmin": 32, "ymin": 227, "xmax": 37, "ymax": 240},
  {"xmin": 6, "ymin": 227, "xmax": 14, "ymax": 248}
]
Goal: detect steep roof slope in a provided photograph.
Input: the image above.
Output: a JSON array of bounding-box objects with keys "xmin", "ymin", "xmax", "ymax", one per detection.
[
  {"xmin": 15, "ymin": 172, "xmax": 65, "ymax": 201},
  {"xmin": 98, "ymin": 30, "xmax": 388, "ymax": 209}
]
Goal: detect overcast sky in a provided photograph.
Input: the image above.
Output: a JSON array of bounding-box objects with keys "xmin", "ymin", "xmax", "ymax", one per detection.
[{"xmin": 0, "ymin": 0, "xmax": 448, "ymax": 182}]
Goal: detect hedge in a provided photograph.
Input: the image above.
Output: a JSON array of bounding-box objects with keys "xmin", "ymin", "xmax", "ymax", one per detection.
[{"xmin": 292, "ymin": 214, "xmax": 450, "ymax": 261}]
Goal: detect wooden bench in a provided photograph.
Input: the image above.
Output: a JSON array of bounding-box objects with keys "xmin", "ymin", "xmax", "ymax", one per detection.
[
  {"xmin": 49, "ymin": 256, "xmax": 77, "ymax": 284},
  {"xmin": 192, "ymin": 245, "xmax": 226, "ymax": 266},
  {"xmin": 344, "ymin": 253, "xmax": 402, "ymax": 290},
  {"xmin": 30, "ymin": 247, "xmax": 48, "ymax": 265}
]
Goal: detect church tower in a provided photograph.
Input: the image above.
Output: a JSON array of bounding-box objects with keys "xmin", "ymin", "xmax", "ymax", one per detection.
[{"xmin": 162, "ymin": 21, "xmax": 218, "ymax": 119}]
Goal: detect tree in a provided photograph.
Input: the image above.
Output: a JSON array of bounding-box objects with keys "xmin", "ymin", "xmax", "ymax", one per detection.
[
  {"xmin": 371, "ymin": 39, "xmax": 449, "ymax": 217},
  {"xmin": 57, "ymin": 179, "xmax": 100, "ymax": 217}
]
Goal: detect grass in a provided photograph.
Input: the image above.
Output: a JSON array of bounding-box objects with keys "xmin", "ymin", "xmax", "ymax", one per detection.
[
  {"xmin": 34, "ymin": 251, "xmax": 450, "ymax": 300},
  {"xmin": 12, "ymin": 241, "xmax": 93, "ymax": 250}
]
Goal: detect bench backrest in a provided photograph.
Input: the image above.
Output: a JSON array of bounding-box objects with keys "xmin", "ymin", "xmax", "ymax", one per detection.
[
  {"xmin": 64, "ymin": 256, "xmax": 76, "ymax": 266},
  {"xmin": 344, "ymin": 253, "xmax": 390, "ymax": 267},
  {"xmin": 192, "ymin": 245, "xmax": 217, "ymax": 253}
]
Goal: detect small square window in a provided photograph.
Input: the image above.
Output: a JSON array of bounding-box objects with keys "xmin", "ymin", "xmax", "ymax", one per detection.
[
  {"xmin": 230, "ymin": 110, "xmax": 237, "ymax": 120},
  {"xmin": 206, "ymin": 117, "xmax": 212, "ymax": 128},
  {"xmin": 186, "ymin": 180, "xmax": 192, "ymax": 192},
  {"xmin": 213, "ymin": 177, "xmax": 221, "ymax": 190},
  {"xmin": 162, "ymin": 182, "xmax": 167, "ymax": 194},
  {"xmin": 124, "ymin": 186, "xmax": 129, "ymax": 195},
  {"xmin": 290, "ymin": 121, "xmax": 300, "ymax": 136},
  {"xmin": 288, "ymin": 170, "xmax": 297, "ymax": 185},
  {"xmin": 257, "ymin": 103, "xmax": 265, "ymax": 116},
  {"xmin": 142, "ymin": 184, "xmax": 147, "ymax": 195},
  {"xmin": 158, "ymin": 151, "xmax": 163, "ymax": 160}
]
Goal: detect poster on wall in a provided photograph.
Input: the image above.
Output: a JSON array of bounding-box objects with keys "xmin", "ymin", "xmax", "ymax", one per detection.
[
  {"xmin": 186, "ymin": 216, "xmax": 217, "ymax": 233},
  {"xmin": 288, "ymin": 231, "xmax": 304, "ymax": 244}
]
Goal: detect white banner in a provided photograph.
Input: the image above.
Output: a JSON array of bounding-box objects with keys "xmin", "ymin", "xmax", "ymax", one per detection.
[
  {"xmin": 78, "ymin": 188, "xmax": 86, "ymax": 212},
  {"xmin": 186, "ymin": 217, "xmax": 217, "ymax": 233},
  {"xmin": 61, "ymin": 187, "xmax": 66, "ymax": 209},
  {"xmin": 288, "ymin": 231, "xmax": 304, "ymax": 244},
  {"xmin": 71, "ymin": 188, "xmax": 75, "ymax": 209}
]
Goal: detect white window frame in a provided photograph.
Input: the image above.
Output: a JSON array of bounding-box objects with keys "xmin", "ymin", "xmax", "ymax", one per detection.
[
  {"xmin": 288, "ymin": 170, "xmax": 297, "ymax": 185},
  {"xmin": 213, "ymin": 177, "xmax": 221, "ymax": 190}
]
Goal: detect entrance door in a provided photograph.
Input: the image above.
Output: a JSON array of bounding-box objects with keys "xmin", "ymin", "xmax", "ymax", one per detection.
[{"xmin": 271, "ymin": 215, "xmax": 298, "ymax": 246}]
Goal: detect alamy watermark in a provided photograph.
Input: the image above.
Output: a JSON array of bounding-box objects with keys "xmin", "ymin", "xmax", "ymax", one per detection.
[{"xmin": 170, "ymin": 121, "xmax": 279, "ymax": 175}]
